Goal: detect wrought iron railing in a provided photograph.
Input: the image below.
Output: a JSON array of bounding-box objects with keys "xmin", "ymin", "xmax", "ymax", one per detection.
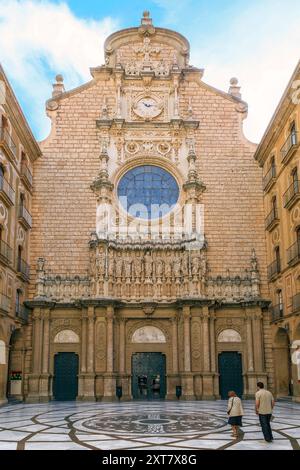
[
  {"xmin": 265, "ymin": 207, "xmax": 278, "ymax": 230},
  {"xmin": 0, "ymin": 176, "xmax": 15, "ymax": 205},
  {"xmin": 292, "ymin": 293, "xmax": 300, "ymax": 313},
  {"xmin": 18, "ymin": 205, "xmax": 32, "ymax": 228},
  {"xmin": 21, "ymin": 163, "xmax": 33, "ymax": 188},
  {"xmin": 283, "ymin": 181, "xmax": 300, "ymax": 208},
  {"xmin": 268, "ymin": 259, "xmax": 281, "ymax": 280},
  {"xmin": 16, "ymin": 303, "xmax": 30, "ymax": 322},
  {"xmin": 263, "ymin": 165, "xmax": 276, "ymax": 191},
  {"xmin": 287, "ymin": 241, "xmax": 300, "ymax": 265},
  {"xmin": 271, "ymin": 303, "xmax": 284, "ymax": 321},
  {"xmin": 0, "ymin": 293, "xmax": 10, "ymax": 312},
  {"xmin": 0, "ymin": 126, "xmax": 17, "ymax": 158},
  {"xmin": 281, "ymin": 131, "xmax": 298, "ymax": 162},
  {"xmin": 17, "ymin": 258, "xmax": 30, "ymax": 280},
  {"xmin": 0, "ymin": 240, "xmax": 13, "ymax": 264}
]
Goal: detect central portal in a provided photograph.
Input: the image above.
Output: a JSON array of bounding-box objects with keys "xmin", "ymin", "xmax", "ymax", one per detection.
[{"xmin": 132, "ymin": 352, "xmax": 166, "ymax": 400}]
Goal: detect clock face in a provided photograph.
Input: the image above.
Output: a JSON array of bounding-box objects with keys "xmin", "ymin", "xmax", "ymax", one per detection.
[{"xmin": 133, "ymin": 97, "xmax": 163, "ymax": 119}]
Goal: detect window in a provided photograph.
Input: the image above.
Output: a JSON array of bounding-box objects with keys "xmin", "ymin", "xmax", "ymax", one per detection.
[
  {"xmin": 271, "ymin": 156, "xmax": 276, "ymax": 176},
  {"xmin": 17, "ymin": 246, "xmax": 22, "ymax": 271},
  {"xmin": 271, "ymin": 196, "xmax": 277, "ymax": 216},
  {"xmin": 275, "ymin": 246, "xmax": 281, "ymax": 273},
  {"xmin": 291, "ymin": 122, "xmax": 297, "ymax": 146},
  {"xmin": 277, "ymin": 290, "xmax": 284, "ymax": 317},
  {"xmin": 292, "ymin": 167, "xmax": 299, "ymax": 194},
  {"xmin": 117, "ymin": 165, "xmax": 179, "ymax": 220},
  {"xmin": 16, "ymin": 289, "xmax": 21, "ymax": 316},
  {"xmin": 0, "ymin": 164, "xmax": 4, "ymax": 180}
]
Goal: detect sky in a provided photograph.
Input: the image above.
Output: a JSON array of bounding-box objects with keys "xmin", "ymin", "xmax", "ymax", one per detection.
[{"xmin": 0, "ymin": 0, "xmax": 300, "ymax": 143}]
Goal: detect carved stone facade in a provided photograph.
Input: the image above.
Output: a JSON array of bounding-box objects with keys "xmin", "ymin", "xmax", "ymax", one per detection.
[{"xmin": 8, "ymin": 12, "xmax": 274, "ymax": 403}]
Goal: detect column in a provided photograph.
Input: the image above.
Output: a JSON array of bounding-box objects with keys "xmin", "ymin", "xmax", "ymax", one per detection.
[
  {"xmin": 183, "ymin": 306, "xmax": 191, "ymax": 372},
  {"xmin": 106, "ymin": 305, "xmax": 114, "ymax": 373},
  {"xmin": 202, "ymin": 307, "xmax": 210, "ymax": 372},
  {"xmin": 119, "ymin": 317, "xmax": 125, "ymax": 374},
  {"xmin": 252, "ymin": 312, "xmax": 264, "ymax": 372},
  {"xmin": 172, "ymin": 315, "xmax": 178, "ymax": 374},
  {"xmin": 103, "ymin": 305, "xmax": 116, "ymax": 400},
  {"xmin": 81, "ymin": 314, "xmax": 87, "ymax": 373},
  {"xmin": 42, "ymin": 310, "xmax": 50, "ymax": 374},
  {"xmin": 32, "ymin": 309, "xmax": 42, "ymax": 373},
  {"xmin": 246, "ymin": 314, "xmax": 254, "ymax": 372},
  {"xmin": 209, "ymin": 313, "xmax": 216, "ymax": 373},
  {"xmin": 87, "ymin": 306, "xmax": 95, "ymax": 373}
]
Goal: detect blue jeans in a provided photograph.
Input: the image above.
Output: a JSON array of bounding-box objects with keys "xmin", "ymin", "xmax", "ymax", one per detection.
[{"xmin": 259, "ymin": 414, "xmax": 273, "ymax": 441}]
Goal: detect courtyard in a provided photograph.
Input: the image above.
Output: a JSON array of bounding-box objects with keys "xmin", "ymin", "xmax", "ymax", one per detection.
[{"xmin": 0, "ymin": 400, "xmax": 299, "ymax": 450}]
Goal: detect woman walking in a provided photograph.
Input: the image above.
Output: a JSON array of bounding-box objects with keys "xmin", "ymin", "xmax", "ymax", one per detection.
[{"xmin": 227, "ymin": 391, "xmax": 244, "ymax": 438}]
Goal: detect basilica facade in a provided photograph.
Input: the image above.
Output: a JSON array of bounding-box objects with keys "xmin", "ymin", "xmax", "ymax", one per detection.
[{"xmin": 6, "ymin": 12, "xmax": 275, "ymax": 402}]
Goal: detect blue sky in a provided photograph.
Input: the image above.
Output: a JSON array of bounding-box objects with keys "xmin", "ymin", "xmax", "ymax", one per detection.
[{"xmin": 0, "ymin": 0, "xmax": 300, "ymax": 142}]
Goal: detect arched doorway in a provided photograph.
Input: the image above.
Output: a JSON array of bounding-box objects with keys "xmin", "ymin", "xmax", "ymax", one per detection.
[
  {"xmin": 130, "ymin": 325, "xmax": 167, "ymax": 400},
  {"xmin": 274, "ymin": 328, "xmax": 292, "ymax": 397}
]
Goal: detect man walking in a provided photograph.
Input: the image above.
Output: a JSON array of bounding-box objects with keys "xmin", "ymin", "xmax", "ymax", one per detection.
[{"xmin": 255, "ymin": 382, "xmax": 275, "ymax": 442}]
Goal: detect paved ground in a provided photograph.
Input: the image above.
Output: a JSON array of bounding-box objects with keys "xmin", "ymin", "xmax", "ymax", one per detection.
[{"xmin": 0, "ymin": 400, "xmax": 299, "ymax": 450}]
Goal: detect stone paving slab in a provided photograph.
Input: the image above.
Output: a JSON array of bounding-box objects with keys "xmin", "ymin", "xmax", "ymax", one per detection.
[{"xmin": 0, "ymin": 400, "xmax": 299, "ymax": 450}]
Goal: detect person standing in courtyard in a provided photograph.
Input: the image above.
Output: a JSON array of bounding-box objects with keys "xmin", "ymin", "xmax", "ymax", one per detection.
[
  {"xmin": 255, "ymin": 382, "xmax": 275, "ymax": 442},
  {"xmin": 227, "ymin": 391, "xmax": 244, "ymax": 438}
]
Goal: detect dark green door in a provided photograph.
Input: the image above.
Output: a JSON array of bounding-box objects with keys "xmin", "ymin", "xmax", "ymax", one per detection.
[
  {"xmin": 132, "ymin": 353, "xmax": 166, "ymax": 400},
  {"xmin": 53, "ymin": 353, "xmax": 79, "ymax": 401},
  {"xmin": 218, "ymin": 352, "xmax": 243, "ymax": 399}
]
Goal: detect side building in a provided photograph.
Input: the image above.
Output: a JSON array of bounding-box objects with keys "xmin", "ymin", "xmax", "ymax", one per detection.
[
  {"xmin": 254, "ymin": 60, "xmax": 300, "ymax": 402},
  {"xmin": 0, "ymin": 65, "xmax": 41, "ymax": 405}
]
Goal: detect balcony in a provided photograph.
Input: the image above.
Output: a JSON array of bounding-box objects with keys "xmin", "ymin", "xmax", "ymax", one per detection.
[
  {"xmin": 263, "ymin": 166, "xmax": 276, "ymax": 192},
  {"xmin": 287, "ymin": 241, "xmax": 300, "ymax": 266},
  {"xmin": 292, "ymin": 293, "xmax": 300, "ymax": 314},
  {"xmin": 271, "ymin": 303, "xmax": 284, "ymax": 322},
  {"xmin": 265, "ymin": 207, "xmax": 279, "ymax": 231},
  {"xmin": 17, "ymin": 258, "xmax": 30, "ymax": 282},
  {"xmin": 268, "ymin": 259, "xmax": 281, "ymax": 281},
  {"xmin": 0, "ymin": 293, "xmax": 10, "ymax": 313},
  {"xmin": 20, "ymin": 164, "xmax": 33, "ymax": 190},
  {"xmin": 16, "ymin": 304, "xmax": 30, "ymax": 322},
  {"xmin": 0, "ymin": 176, "xmax": 15, "ymax": 206},
  {"xmin": 0, "ymin": 240, "xmax": 13, "ymax": 265},
  {"xmin": 281, "ymin": 132, "xmax": 299, "ymax": 165},
  {"xmin": 283, "ymin": 181, "xmax": 300, "ymax": 210},
  {"xmin": 18, "ymin": 205, "xmax": 32, "ymax": 230},
  {"xmin": 0, "ymin": 126, "xmax": 17, "ymax": 160}
]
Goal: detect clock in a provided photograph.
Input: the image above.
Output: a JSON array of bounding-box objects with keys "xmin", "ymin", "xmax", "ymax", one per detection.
[{"xmin": 133, "ymin": 96, "xmax": 163, "ymax": 119}]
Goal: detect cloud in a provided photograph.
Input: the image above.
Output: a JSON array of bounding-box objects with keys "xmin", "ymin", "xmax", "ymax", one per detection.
[
  {"xmin": 190, "ymin": 0, "xmax": 300, "ymax": 143},
  {"xmin": 0, "ymin": 0, "xmax": 117, "ymax": 139}
]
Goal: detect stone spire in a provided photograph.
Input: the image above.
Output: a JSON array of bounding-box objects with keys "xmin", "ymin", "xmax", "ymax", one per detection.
[{"xmin": 141, "ymin": 10, "xmax": 152, "ymax": 26}]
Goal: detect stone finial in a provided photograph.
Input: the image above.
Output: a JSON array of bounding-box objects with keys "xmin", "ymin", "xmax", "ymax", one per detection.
[
  {"xmin": 141, "ymin": 10, "xmax": 152, "ymax": 26},
  {"xmin": 52, "ymin": 74, "xmax": 65, "ymax": 98},
  {"xmin": 228, "ymin": 77, "xmax": 241, "ymax": 99}
]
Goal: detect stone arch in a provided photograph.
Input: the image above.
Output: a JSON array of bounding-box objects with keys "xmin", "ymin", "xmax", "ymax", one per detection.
[
  {"xmin": 131, "ymin": 325, "xmax": 166, "ymax": 344},
  {"xmin": 218, "ymin": 329, "xmax": 242, "ymax": 343},
  {"xmin": 54, "ymin": 329, "xmax": 80, "ymax": 344},
  {"xmin": 273, "ymin": 327, "xmax": 292, "ymax": 398},
  {"xmin": 128, "ymin": 320, "xmax": 170, "ymax": 343}
]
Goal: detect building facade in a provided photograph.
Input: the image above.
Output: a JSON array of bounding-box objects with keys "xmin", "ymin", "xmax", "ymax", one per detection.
[
  {"xmin": 5, "ymin": 13, "xmax": 275, "ymax": 403},
  {"xmin": 255, "ymin": 60, "xmax": 300, "ymax": 402},
  {"xmin": 0, "ymin": 65, "xmax": 41, "ymax": 405}
]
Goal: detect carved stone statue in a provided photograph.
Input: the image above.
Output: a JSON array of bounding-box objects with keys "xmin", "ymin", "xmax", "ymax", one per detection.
[
  {"xmin": 155, "ymin": 258, "xmax": 164, "ymax": 278},
  {"xmin": 144, "ymin": 251, "xmax": 153, "ymax": 278},
  {"xmin": 115, "ymin": 252, "xmax": 123, "ymax": 278},
  {"xmin": 133, "ymin": 255, "xmax": 143, "ymax": 279}
]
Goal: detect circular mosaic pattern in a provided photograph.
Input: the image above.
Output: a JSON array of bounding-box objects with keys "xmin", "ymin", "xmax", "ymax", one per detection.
[
  {"xmin": 80, "ymin": 410, "xmax": 226, "ymax": 436},
  {"xmin": 117, "ymin": 165, "xmax": 179, "ymax": 220}
]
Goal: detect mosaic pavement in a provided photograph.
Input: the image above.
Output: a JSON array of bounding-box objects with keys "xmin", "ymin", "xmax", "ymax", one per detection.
[{"xmin": 0, "ymin": 400, "xmax": 299, "ymax": 450}]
